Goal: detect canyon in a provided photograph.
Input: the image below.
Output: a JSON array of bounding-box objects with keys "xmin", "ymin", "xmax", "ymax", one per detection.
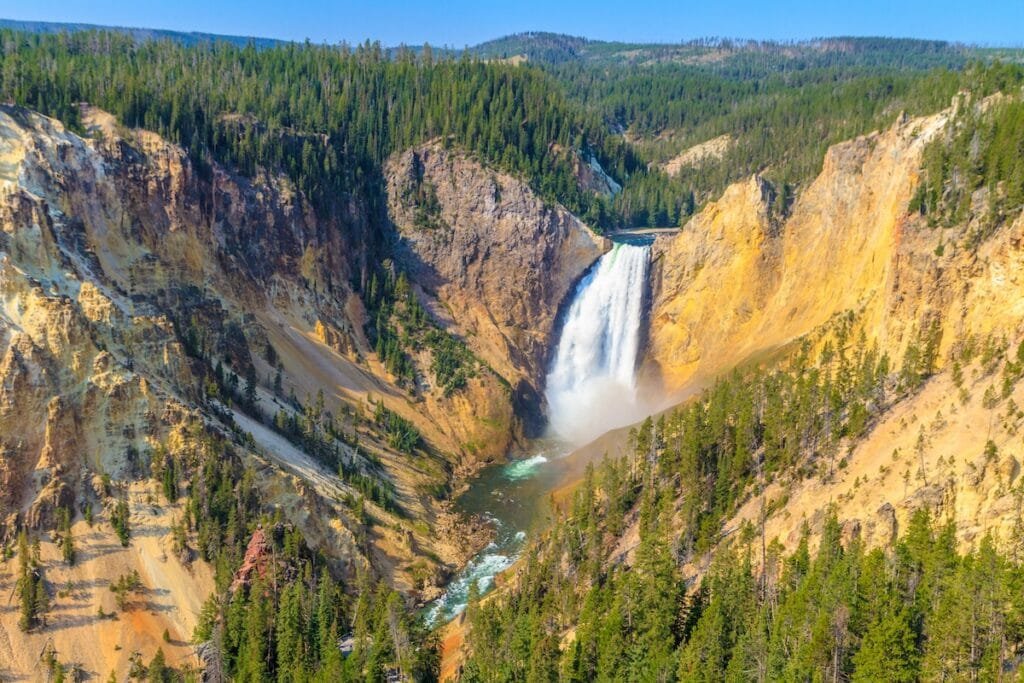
[{"xmin": 0, "ymin": 70, "xmax": 1023, "ymax": 680}]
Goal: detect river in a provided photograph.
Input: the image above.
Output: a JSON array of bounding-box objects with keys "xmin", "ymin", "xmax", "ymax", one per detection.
[
  {"xmin": 424, "ymin": 439, "xmax": 569, "ymax": 625},
  {"xmin": 425, "ymin": 241, "xmax": 652, "ymax": 626}
]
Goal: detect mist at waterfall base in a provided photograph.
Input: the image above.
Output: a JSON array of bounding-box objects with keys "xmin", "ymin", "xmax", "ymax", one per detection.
[
  {"xmin": 425, "ymin": 243, "xmax": 651, "ymax": 626},
  {"xmin": 545, "ymin": 243, "xmax": 652, "ymax": 445}
]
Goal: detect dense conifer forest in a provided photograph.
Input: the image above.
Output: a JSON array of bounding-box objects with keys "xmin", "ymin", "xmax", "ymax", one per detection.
[{"xmin": 0, "ymin": 29, "xmax": 638, "ymax": 229}]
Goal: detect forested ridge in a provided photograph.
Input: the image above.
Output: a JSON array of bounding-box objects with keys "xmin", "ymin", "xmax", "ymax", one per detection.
[
  {"xmin": 2, "ymin": 28, "xmax": 1022, "ymax": 231},
  {"xmin": 472, "ymin": 32, "xmax": 1024, "ymax": 223},
  {"xmin": 547, "ymin": 61, "xmax": 1024, "ymax": 223},
  {"xmin": 472, "ymin": 33, "xmax": 981, "ymax": 71},
  {"xmin": 0, "ymin": 29, "xmax": 639, "ymax": 229}
]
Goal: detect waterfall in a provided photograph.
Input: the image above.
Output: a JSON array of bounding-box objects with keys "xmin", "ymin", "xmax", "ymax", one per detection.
[
  {"xmin": 545, "ymin": 242, "xmax": 650, "ymax": 444},
  {"xmin": 426, "ymin": 242, "xmax": 651, "ymax": 625}
]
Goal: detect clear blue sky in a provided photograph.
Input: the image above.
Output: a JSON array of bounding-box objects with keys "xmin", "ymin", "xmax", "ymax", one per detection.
[{"xmin": 1, "ymin": 0, "xmax": 1021, "ymax": 47}]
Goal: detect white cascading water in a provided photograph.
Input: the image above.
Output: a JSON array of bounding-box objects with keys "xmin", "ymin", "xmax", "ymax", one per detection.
[{"xmin": 545, "ymin": 242, "xmax": 651, "ymax": 444}]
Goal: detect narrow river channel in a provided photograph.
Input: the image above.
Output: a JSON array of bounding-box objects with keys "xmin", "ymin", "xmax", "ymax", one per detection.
[{"xmin": 424, "ymin": 439, "xmax": 571, "ymax": 624}]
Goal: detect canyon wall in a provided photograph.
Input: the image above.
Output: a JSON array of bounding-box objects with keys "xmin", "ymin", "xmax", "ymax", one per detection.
[
  {"xmin": 644, "ymin": 102, "xmax": 1024, "ymax": 563},
  {"xmin": 386, "ymin": 142, "xmax": 607, "ymax": 430},
  {"xmin": 646, "ymin": 110, "xmax": 954, "ymax": 393}
]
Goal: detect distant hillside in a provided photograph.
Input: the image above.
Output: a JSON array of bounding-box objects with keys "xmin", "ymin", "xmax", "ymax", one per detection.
[
  {"xmin": 470, "ymin": 31, "xmax": 986, "ymax": 71},
  {"xmin": 0, "ymin": 18, "xmax": 282, "ymax": 48},
  {"xmin": 4, "ymin": 20, "xmax": 1021, "ymax": 70}
]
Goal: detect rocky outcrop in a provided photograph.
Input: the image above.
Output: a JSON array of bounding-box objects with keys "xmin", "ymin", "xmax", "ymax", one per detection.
[
  {"xmin": 231, "ymin": 526, "xmax": 275, "ymax": 592},
  {"xmin": 663, "ymin": 134, "xmax": 734, "ymax": 176},
  {"xmin": 645, "ymin": 174, "xmax": 781, "ymax": 392},
  {"xmin": 386, "ymin": 142, "xmax": 607, "ymax": 430},
  {"xmin": 570, "ymin": 150, "xmax": 622, "ymax": 197},
  {"xmin": 646, "ymin": 110, "xmax": 960, "ymax": 394}
]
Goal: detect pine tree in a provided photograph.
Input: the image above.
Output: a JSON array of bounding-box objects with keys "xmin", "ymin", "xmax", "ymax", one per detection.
[
  {"xmin": 147, "ymin": 648, "xmax": 171, "ymax": 683},
  {"xmin": 33, "ymin": 575, "xmax": 49, "ymax": 629},
  {"xmin": 16, "ymin": 530, "xmax": 37, "ymax": 631},
  {"xmin": 111, "ymin": 498, "xmax": 131, "ymax": 547},
  {"xmin": 58, "ymin": 507, "xmax": 75, "ymax": 566},
  {"xmin": 851, "ymin": 606, "xmax": 918, "ymax": 682}
]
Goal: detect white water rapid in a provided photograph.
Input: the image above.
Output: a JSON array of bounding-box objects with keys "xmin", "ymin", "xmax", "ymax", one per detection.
[{"xmin": 545, "ymin": 242, "xmax": 651, "ymax": 444}]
